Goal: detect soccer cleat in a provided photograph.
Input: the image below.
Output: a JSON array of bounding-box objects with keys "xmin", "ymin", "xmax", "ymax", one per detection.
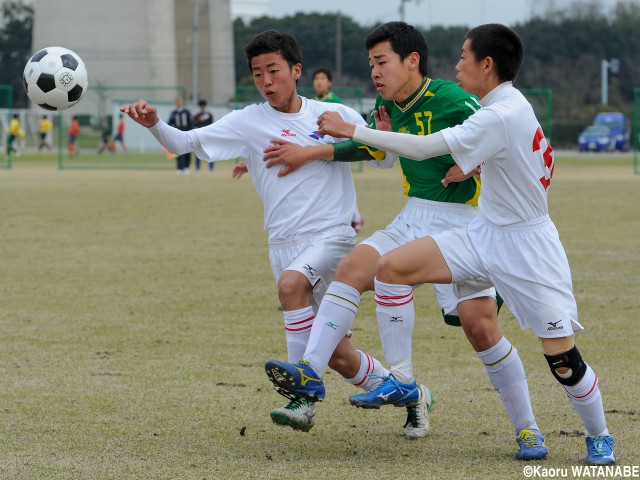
[
  {"xmin": 516, "ymin": 429, "xmax": 549, "ymax": 460},
  {"xmin": 585, "ymin": 435, "xmax": 617, "ymax": 465},
  {"xmin": 270, "ymin": 396, "xmax": 316, "ymax": 432},
  {"xmin": 403, "ymin": 384, "xmax": 434, "ymax": 438},
  {"xmin": 264, "ymin": 359, "xmax": 325, "ymax": 402},
  {"xmin": 349, "ymin": 374, "xmax": 420, "ymax": 409}
]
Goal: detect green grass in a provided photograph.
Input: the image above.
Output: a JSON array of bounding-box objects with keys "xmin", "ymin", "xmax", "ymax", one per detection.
[{"xmin": 1, "ymin": 154, "xmax": 639, "ymax": 479}]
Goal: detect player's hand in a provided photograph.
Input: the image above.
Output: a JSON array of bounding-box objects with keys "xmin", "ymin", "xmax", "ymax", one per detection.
[
  {"xmin": 317, "ymin": 111, "xmax": 356, "ymax": 139},
  {"xmin": 373, "ymin": 106, "xmax": 392, "ymax": 132},
  {"xmin": 263, "ymin": 139, "xmax": 308, "ymax": 176},
  {"xmin": 120, "ymin": 100, "xmax": 159, "ymax": 128},
  {"xmin": 441, "ymin": 165, "xmax": 481, "ymax": 187},
  {"xmin": 232, "ymin": 160, "xmax": 248, "ymax": 179}
]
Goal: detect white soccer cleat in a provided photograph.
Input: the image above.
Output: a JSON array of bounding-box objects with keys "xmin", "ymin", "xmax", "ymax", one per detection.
[
  {"xmin": 270, "ymin": 397, "xmax": 316, "ymax": 432},
  {"xmin": 403, "ymin": 383, "xmax": 434, "ymax": 439}
]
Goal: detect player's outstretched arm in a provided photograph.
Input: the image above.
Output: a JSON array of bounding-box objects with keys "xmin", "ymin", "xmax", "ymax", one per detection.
[
  {"xmin": 120, "ymin": 100, "xmax": 159, "ymax": 128},
  {"xmin": 263, "ymin": 140, "xmax": 334, "ymax": 177},
  {"xmin": 353, "ymin": 125, "xmax": 450, "ymax": 161}
]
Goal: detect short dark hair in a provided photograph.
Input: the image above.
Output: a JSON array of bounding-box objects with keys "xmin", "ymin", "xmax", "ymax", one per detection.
[
  {"xmin": 365, "ymin": 22, "xmax": 428, "ymax": 76},
  {"xmin": 244, "ymin": 30, "xmax": 303, "ymax": 72},
  {"xmin": 312, "ymin": 68, "xmax": 332, "ymax": 82},
  {"xmin": 198, "ymin": 99, "xmax": 207, "ymax": 107},
  {"xmin": 465, "ymin": 24, "xmax": 523, "ymax": 82}
]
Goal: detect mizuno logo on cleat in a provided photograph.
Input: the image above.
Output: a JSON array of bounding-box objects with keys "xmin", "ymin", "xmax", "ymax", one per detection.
[
  {"xmin": 297, "ymin": 368, "xmax": 322, "ymax": 387},
  {"xmin": 378, "ymin": 392, "xmax": 394, "ymax": 401}
]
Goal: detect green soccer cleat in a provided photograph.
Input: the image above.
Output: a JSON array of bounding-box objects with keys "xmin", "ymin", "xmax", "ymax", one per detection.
[{"xmin": 270, "ymin": 396, "xmax": 316, "ymax": 432}]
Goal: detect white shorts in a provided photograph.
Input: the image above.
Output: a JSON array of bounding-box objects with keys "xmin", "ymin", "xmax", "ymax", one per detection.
[
  {"xmin": 269, "ymin": 225, "xmax": 356, "ymax": 311},
  {"xmin": 360, "ymin": 197, "xmax": 496, "ymax": 316},
  {"xmin": 433, "ymin": 215, "xmax": 583, "ymax": 338}
]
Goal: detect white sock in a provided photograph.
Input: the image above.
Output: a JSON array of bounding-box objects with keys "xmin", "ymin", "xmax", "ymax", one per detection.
[
  {"xmin": 374, "ymin": 278, "xmax": 415, "ymax": 383},
  {"xmin": 304, "ymin": 282, "xmax": 360, "ymax": 377},
  {"xmin": 477, "ymin": 337, "xmax": 539, "ymax": 434},
  {"xmin": 563, "ymin": 363, "xmax": 609, "ymax": 437},
  {"xmin": 283, "ymin": 306, "xmax": 314, "ymax": 363},
  {"xmin": 343, "ymin": 350, "xmax": 390, "ymax": 391}
]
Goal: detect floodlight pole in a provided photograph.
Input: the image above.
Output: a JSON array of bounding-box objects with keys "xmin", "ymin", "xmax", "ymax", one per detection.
[
  {"xmin": 601, "ymin": 57, "xmax": 620, "ymax": 105},
  {"xmin": 601, "ymin": 59, "xmax": 609, "ymax": 105}
]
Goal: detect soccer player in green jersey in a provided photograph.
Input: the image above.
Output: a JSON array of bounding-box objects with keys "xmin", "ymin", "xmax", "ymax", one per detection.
[
  {"xmin": 312, "ymin": 68, "xmax": 344, "ymax": 104},
  {"xmin": 264, "ymin": 22, "xmax": 548, "ymax": 459}
]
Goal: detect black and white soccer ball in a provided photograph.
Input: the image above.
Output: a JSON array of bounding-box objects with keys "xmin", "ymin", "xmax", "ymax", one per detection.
[{"xmin": 23, "ymin": 46, "xmax": 88, "ymax": 111}]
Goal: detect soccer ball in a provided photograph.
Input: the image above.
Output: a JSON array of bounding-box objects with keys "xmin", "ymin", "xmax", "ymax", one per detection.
[{"xmin": 23, "ymin": 46, "xmax": 88, "ymax": 111}]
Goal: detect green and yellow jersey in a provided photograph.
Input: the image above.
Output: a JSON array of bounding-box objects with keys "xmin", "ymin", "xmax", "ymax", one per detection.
[
  {"xmin": 315, "ymin": 91, "xmax": 344, "ymax": 104},
  {"xmin": 334, "ymin": 77, "xmax": 481, "ymax": 205}
]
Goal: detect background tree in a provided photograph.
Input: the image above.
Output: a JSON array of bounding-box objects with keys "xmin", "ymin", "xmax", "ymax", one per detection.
[{"xmin": 0, "ymin": 1, "xmax": 34, "ymax": 108}]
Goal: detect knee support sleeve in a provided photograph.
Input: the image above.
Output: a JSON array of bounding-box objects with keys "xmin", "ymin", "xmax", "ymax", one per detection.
[{"xmin": 544, "ymin": 345, "xmax": 586, "ymax": 386}]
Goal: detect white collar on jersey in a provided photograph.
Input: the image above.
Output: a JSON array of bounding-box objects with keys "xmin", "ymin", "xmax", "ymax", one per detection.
[{"xmin": 480, "ymin": 81, "xmax": 513, "ymax": 107}]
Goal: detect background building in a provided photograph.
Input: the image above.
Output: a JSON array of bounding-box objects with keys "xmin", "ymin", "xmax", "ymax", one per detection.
[{"xmin": 31, "ymin": 0, "xmax": 236, "ymax": 104}]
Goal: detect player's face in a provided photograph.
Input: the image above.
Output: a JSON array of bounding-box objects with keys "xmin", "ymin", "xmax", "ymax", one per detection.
[
  {"xmin": 455, "ymin": 39, "xmax": 486, "ymax": 98},
  {"xmin": 313, "ymin": 73, "xmax": 331, "ymax": 95},
  {"xmin": 368, "ymin": 41, "xmax": 420, "ymax": 103},
  {"xmin": 251, "ymin": 52, "xmax": 302, "ymax": 113}
]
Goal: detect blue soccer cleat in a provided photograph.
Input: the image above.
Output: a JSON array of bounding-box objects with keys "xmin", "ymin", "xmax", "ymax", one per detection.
[
  {"xmin": 349, "ymin": 374, "xmax": 420, "ymax": 409},
  {"xmin": 264, "ymin": 359, "xmax": 325, "ymax": 402},
  {"xmin": 585, "ymin": 435, "xmax": 617, "ymax": 465},
  {"xmin": 516, "ymin": 429, "xmax": 548, "ymax": 460}
]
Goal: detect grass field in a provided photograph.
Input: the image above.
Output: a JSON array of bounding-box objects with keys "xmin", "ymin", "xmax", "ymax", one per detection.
[{"xmin": 1, "ymin": 153, "xmax": 639, "ymax": 479}]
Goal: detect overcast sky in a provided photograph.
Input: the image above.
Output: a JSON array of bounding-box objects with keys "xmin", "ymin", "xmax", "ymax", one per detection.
[{"xmin": 271, "ymin": 0, "xmax": 623, "ymax": 29}]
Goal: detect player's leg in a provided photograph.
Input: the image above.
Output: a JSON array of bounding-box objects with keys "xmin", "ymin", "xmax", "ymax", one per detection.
[
  {"xmin": 457, "ymin": 295, "xmax": 547, "ymax": 460},
  {"xmin": 269, "ymin": 269, "xmax": 318, "ymax": 432},
  {"xmin": 303, "ymin": 243, "xmax": 379, "ymax": 376},
  {"xmin": 541, "ymin": 336, "xmax": 616, "ymax": 465},
  {"xmin": 266, "ymin": 226, "xmax": 355, "ymax": 430},
  {"xmin": 277, "ymin": 269, "xmax": 316, "ymax": 362},
  {"xmin": 484, "ymin": 217, "xmax": 616, "ymax": 465},
  {"xmin": 266, "ymin": 239, "xmax": 371, "ymax": 400},
  {"xmin": 349, "ymin": 236, "xmax": 451, "ymax": 410},
  {"xmin": 183, "ymin": 153, "xmax": 191, "ymax": 174}
]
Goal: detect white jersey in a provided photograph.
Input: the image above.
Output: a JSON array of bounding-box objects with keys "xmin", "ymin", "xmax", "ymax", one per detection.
[
  {"xmin": 441, "ymin": 82, "xmax": 554, "ymax": 226},
  {"xmin": 155, "ymin": 97, "xmax": 366, "ymax": 242}
]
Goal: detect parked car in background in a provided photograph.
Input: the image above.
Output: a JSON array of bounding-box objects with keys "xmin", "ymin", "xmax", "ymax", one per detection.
[
  {"xmin": 578, "ymin": 125, "xmax": 616, "ymax": 152},
  {"xmin": 593, "ymin": 112, "xmax": 630, "ymax": 151}
]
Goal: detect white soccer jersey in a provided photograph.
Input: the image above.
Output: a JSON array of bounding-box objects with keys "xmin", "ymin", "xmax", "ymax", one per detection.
[
  {"xmin": 156, "ymin": 97, "xmax": 366, "ymax": 242},
  {"xmin": 441, "ymin": 82, "xmax": 554, "ymax": 226}
]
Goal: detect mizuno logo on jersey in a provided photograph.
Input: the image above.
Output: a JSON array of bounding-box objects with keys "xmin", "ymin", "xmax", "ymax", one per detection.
[
  {"xmin": 303, "ymin": 264, "xmax": 318, "ymax": 276},
  {"xmin": 281, "ymin": 129, "xmax": 297, "ymax": 137},
  {"xmin": 547, "ymin": 320, "xmax": 564, "ymax": 331},
  {"xmin": 309, "ymin": 130, "xmax": 325, "ymax": 140}
]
